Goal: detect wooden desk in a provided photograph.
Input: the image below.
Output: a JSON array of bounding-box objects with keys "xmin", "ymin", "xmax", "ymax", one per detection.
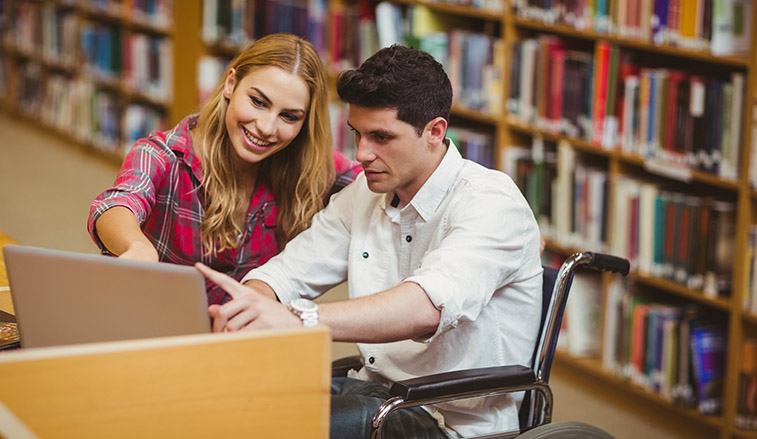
[{"xmin": 0, "ymin": 230, "xmax": 15, "ymax": 313}]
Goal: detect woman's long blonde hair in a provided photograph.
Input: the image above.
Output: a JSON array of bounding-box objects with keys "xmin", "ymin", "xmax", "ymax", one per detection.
[{"xmin": 194, "ymin": 33, "xmax": 335, "ymax": 255}]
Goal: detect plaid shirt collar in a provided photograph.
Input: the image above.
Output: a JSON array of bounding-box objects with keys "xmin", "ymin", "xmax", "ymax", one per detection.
[{"xmin": 169, "ymin": 115, "xmax": 204, "ymax": 182}]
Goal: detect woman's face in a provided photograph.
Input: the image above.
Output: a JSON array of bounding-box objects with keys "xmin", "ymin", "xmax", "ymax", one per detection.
[{"xmin": 223, "ymin": 66, "xmax": 310, "ymax": 169}]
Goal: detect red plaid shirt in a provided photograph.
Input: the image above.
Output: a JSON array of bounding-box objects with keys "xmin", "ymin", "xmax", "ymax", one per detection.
[{"xmin": 88, "ymin": 115, "xmax": 361, "ymax": 305}]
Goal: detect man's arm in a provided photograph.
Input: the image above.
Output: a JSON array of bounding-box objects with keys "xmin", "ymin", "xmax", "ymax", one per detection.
[
  {"xmin": 197, "ymin": 263, "xmax": 440, "ymax": 342},
  {"xmin": 319, "ymin": 282, "xmax": 440, "ymax": 343}
]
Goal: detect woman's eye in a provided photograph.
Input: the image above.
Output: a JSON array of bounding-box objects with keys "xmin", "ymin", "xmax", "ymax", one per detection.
[
  {"xmin": 251, "ymin": 97, "xmax": 264, "ymax": 106},
  {"xmin": 281, "ymin": 113, "xmax": 299, "ymax": 122}
]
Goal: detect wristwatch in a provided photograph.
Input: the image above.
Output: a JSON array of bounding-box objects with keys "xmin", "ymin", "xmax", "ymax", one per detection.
[{"xmin": 288, "ymin": 298, "xmax": 319, "ymax": 327}]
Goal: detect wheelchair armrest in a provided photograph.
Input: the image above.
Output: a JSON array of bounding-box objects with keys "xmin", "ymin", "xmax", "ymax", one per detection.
[
  {"xmin": 389, "ymin": 364, "xmax": 535, "ymax": 401},
  {"xmin": 332, "ymin": 355, "xmax": 363, "ymax": 377}
]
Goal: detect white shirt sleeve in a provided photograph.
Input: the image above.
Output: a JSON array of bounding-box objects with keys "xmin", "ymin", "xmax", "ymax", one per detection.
[{"xmin": 404, "ymin": 176, "xmax": 542, "ymax": 343}]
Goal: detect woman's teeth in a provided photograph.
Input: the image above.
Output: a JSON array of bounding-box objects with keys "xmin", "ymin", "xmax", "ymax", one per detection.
[{"xmin": 243, "ymin": 127, "xmax": 272, "ymax": 147}]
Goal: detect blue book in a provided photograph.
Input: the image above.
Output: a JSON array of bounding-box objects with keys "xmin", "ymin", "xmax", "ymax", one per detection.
[
  {"xmin": 646, "ymin": 72, "xmax": 657, "ymax": 154},
  {"xmin": 652, "ymin": 0, "xmax": 669, "ymax": 45},
  {"xmin": 690, "ymin": 322, "xmax": 727, "ymax": 414}
]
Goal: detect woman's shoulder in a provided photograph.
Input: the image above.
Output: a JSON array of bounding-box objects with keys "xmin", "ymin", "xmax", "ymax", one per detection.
[
  {"xmin": 328, "ymin": 150, "xmax": 362, "ymax": 197},
  {"xmin": 129, "ymin": 116, "xmax": 197, "ymax": 160},
  {"xmin": 331, "ymin": 149, "xmax": 360, "ymax": 172}
]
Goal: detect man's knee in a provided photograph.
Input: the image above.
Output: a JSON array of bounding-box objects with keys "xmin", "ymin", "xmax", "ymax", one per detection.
[{"xmin": 330, "ymin": 394, "xmax": 384, "ymax": 439}]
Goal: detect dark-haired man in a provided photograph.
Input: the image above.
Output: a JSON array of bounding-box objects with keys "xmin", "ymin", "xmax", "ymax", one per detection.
[{"xmin": 196, "ymin": 44, "xmax": 543, "ymax": 439}]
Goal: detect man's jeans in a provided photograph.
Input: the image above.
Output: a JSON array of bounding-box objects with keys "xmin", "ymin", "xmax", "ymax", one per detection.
[{"xmin": 330, "ymin": 377, "xmax": 450, "ymax": 439}]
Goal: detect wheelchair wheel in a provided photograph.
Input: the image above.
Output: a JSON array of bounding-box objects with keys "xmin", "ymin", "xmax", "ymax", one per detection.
[{"xmin": 517, "ymin": 421, "xmax": 614, "ymax": 438}]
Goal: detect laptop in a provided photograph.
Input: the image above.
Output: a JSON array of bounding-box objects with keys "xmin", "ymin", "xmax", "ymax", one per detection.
[{"xmin": 2, "ymin": 244, "xmax": 211, "ymax": 348}]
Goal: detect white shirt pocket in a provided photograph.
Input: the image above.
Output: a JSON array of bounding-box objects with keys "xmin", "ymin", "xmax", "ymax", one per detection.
[{"xmin": 348, "ymin": 244, "xmax": 392, "ymax": 299}]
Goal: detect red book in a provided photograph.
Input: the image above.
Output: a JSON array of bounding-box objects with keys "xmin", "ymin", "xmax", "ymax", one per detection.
[
  {"xmin": 592, "ymin": 42, "xmax": 611, "ymax": 145},
  {"xmin": 329, "ymin": 6, "xmax": 345, "ymax": 69},
  {"xmin": 664, "ymin": 72, "xmax": 683, "ymax": 155},
  {"xmin": 549, "ymin": 44, "xmax": 566, "ymax": 124},
  {"xmin": 615, "ymin": 53, "xmax": 641, "ymax": 136},
  {"xmin": 538, "ymin": 36, "xmax": 563, "ymax": 122},
  {"xmin": 664, "ymin": 199, "xmax": 676, "ymax": 275}
]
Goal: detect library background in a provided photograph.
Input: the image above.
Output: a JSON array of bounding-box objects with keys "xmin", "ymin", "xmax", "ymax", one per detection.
[{"xmin": 0, "ymin": 0, "xmax": 756, "ymax": 437}]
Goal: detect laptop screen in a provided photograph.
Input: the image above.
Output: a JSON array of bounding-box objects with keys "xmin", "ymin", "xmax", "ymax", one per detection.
[{"xmin": 3, "ymin": 245, "xmax": 211, "ymax": 348}]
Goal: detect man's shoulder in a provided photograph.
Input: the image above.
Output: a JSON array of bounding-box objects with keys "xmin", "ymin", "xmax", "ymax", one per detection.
[{"xmin": 456, "ymin": 160, "xmax": 519, "ymax": 194}]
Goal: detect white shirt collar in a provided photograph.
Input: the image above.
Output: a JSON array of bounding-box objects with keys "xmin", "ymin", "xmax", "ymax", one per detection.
[{"xmin": 382, "ymin": 139, "xmax": 463, "ymax": 222}]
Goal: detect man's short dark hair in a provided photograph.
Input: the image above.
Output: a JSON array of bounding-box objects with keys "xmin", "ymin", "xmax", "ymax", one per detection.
[{"xmin": 336, "ymin": 45, "xmax": 453, "ymax": 136}]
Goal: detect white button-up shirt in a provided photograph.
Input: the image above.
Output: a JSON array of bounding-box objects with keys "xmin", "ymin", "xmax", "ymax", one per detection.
[{"xmin": 242, "ymin": 142, "xmax": 542, "ymax": 437}]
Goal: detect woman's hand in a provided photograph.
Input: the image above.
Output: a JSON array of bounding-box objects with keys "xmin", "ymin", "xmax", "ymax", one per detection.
[{"xmin": 194, "ymin": 263, "xmax": 301, "ymax": 332}]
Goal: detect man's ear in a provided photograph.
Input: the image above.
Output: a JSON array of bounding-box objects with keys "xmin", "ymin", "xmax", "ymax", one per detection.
[
  {"xmin": 426, "ymin": 117, "xmax": 448, "ymax": 145},
  {"xmin": 223, "ymin": 68, "xmax": 237, "ymax": 99}
]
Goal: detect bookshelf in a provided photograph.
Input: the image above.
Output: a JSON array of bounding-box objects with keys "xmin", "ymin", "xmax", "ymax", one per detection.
[
  {"xmin": 307, "ymin": 0, "xmax": 755, "ymax": 438},
  {"xmin": 196, "ymin": 1, "xmax": 757, "ymax": 437},
  {"xmin": 3, "ymin": 0, "xmax": 757, "ymax": 437},
  {"xmin": 0, "ymin": 0, "xmax": 202, "ymax": 163}
]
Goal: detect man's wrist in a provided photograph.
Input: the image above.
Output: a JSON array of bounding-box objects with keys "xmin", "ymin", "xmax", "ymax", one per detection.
[
  {"xmin": 287, "ymin": 298, "xmax": 319, "ymax": 327},
  {"xmin": 242, "ymin": 279, "xmax": 279, "ymax": 301}
]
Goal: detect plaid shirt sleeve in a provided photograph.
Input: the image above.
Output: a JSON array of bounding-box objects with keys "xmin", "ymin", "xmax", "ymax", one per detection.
[{"xmin": 87, "ymin": 139, "xmax": 171, "ymax": 254}]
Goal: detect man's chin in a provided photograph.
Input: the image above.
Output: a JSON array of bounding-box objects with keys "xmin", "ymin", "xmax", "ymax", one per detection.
[{"xmin": 365, "ymin": 180, "xmax": 390, "ymax": 195}]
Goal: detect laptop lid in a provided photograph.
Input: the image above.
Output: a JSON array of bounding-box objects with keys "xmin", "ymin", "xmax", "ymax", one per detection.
[{"xmin": 3, "ymin": 245, "xmax": 211, "ymax": 348}]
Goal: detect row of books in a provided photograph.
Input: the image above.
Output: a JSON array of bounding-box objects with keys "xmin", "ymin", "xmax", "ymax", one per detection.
[
  {"xmin": 328, "ymin": 98, "xmax": 497, "ymax": 168},
  {"xmin": 2, "ymin": 2, "xmax": 78, "ymax": 68},
  {"xmin": 199, "ymin": 1, "xmax": 506, "ymax": 115},
  {"xmin": 507, "ymin": 36, "xmax": 745, "ymax": 180},
  {"xmin": 502, "ymin": 136, "xmax": 735, "ymax": 298},
  {"xmin": 6, "ymin": 61, "xmax": 166, "ymax": 153},
  {"xmin": 80, "ymin": 23, "xmax": 174, "ymax": 102},
  {"xmin": 86, "ymin": 0, "xmax": 173, "ymax": 29},
  {"xmin": 447, "ymin": 126, "xmax": 496, "ymax": 169},
  {"xmin": 602, "ymin": 278, "xmax": 728, "ymax": 414},
  {"xmin": 328, "ymin": 0, "xmax": 374, "ymax": 73},
  {"xmin": 611, "ymin": 176, "xmax": 734, "ymax": 297},
  {"xmin": 122, "ymin": 33, "xmax": 173, "ymax": 102},
  {"xmin": 124, "ymin": 0, "xmax": 173, "ymax": 29},
  {"xmin": 429, "ymin": 0, "xmax": 506, "ymax": 12},
  {"xmin": 197, "ymin": 55, "xmax": 231, "ymax": 105},
  {"xmin": 514, "ymin": 0, "xmax": 753, "ymax": 56},
  {"xmin": 544, "ymin": 249, "xmax": 604, "ymax": 356},
  {"xmin": 374, "ymin": 2, "xmax": 506, "ymax": 115},
  {"xmin": 202, "ymin": 0, "xmax": 320, "ymax": 49},
  {"xmin": 621, "ymin": 69, "xmax": 744, "ymax": 180},
  {"xmin": 502, "ymin": 139, "xmax": 609, "ymax": 252}
]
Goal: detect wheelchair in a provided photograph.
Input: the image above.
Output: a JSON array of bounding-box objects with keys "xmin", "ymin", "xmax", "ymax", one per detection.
[{"xmin": 332, "ymin": 252, "xmax": 630, "ymax": 439}]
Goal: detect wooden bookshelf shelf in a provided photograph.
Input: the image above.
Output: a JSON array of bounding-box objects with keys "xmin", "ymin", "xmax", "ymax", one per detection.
[
  {"xmin": 513, "ymin": 16, "xmax": 753, "ymax": 68},
  {"xmin": 555, "ymin": 351, "xmax": 726, "ymax": 430},
  {"xmin": 451, "ymin": 104, "xmax": 499, "ymax": 124},
  {"xmin": 505, "ymin": 116, "xmax": 743, "ymax": 190},
  {"xmin": 742, "ymin": 312, "xmax": 757, "ymax": 326},
  {"xmin": 391, "ymin": 0, "xmax": 504, "ymax": 20},
  {"xmin": 630, "ymin": 272, "xmax": 733, "ymax": 312}
]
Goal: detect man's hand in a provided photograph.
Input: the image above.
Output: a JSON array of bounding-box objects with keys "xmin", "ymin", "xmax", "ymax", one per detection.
[{"xmin": 194, "ymin": 263, "xmax": 302, "ymax": 332}]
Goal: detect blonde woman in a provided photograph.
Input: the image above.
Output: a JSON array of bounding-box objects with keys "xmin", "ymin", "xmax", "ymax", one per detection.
[{"xmin": 88, "ymin": 33, "xmax": 361, "ymax": 305}]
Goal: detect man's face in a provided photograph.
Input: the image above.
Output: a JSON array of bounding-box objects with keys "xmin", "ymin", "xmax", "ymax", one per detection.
[{"xmin": 348, "ymin": 105, "xmax": 438, "ymax": 204}]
